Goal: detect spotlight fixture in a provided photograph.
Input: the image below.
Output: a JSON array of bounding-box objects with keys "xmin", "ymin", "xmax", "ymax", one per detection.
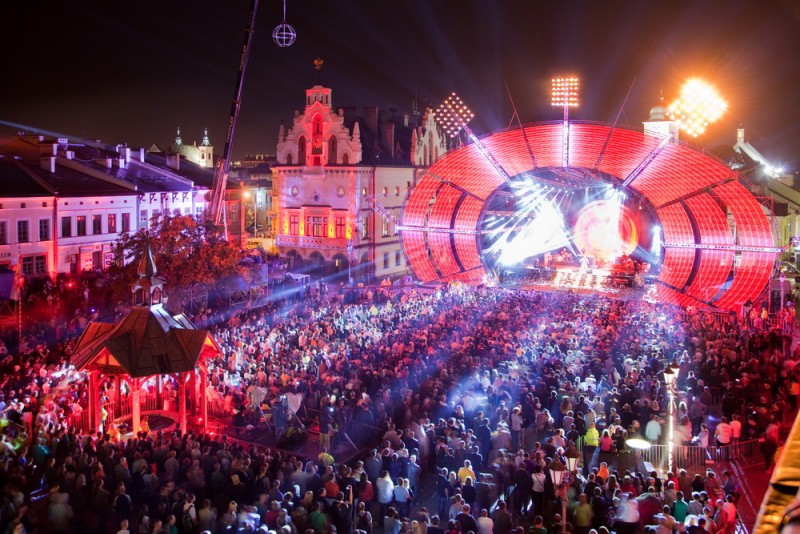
[
  {"xmin": 667, "ymin": 79, "xmax": 726, "ymax": 137},
  {"xmin": 435, "ymin": 92, "xmax": 475, "ymax": 138}
]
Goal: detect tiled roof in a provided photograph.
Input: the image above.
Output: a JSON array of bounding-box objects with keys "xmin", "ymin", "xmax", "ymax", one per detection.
[{"xmin": 72, "ymin": 306, "xmax": 219, "ymax": 378}]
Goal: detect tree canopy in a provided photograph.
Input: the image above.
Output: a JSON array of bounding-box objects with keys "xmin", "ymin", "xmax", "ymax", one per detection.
[{"xmin": 108, "ymin": 215, "xmax": 246, "ymax": 303}]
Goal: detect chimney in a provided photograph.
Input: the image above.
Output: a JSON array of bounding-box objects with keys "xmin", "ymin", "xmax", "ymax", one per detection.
[
  {"xmin": 39, "ymin": 141, "xmax": 57, "ymax": 157},
  {"xmin": 166, "ymin": 153, "xmax": 180, "ymax": 170},
  {"xmin": 100, "ymin": 157, "xmax": 113, "ymax": 168},
  {"xmin": 363, "ymin": 106, "xmax": 378, "ymax": 135},
  {"xmin": 41, "ymin": 156, "xmax": 56, "ymax": 173},
  {"xmin": 117, "ymin": 157, "xmax": 126, "ymax": 170},
  {"xmin": 118, "ymin": 146, "xmax": 131, "ymax": 163},
  {"xmin": 382, "ymin": 122, "xmax": 395, "ymax": 159}
]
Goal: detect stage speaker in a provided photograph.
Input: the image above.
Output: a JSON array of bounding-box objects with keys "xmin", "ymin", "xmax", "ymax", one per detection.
[{"xmin": 774, "ymin": 202, "xmax": 789, "ymax": 217}]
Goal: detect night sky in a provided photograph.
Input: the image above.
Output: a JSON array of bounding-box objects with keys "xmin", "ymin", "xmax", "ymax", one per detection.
[{"xmin": 3, "ymin": 1, "xmax": 800, "ymax": 170}]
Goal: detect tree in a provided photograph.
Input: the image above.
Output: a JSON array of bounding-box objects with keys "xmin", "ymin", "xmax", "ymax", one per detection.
[{"xmin": 107, "ymin": 215, "xmax": 247, "ymax": 305}]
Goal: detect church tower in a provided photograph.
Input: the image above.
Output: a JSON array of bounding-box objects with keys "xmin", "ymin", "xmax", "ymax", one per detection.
[
  {"xmin": 198, "ymin": 128, "xmax": 214, "ymax": 168},
  {"xmin": 643, "ymin": 96, "xmax": 680, "ymax": 142},
  {"xmin": 131, "ymin": 235, "xmax": 166, "ymax": 308}
]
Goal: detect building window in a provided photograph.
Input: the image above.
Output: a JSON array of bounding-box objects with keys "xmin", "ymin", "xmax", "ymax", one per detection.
[
  {"xmin": 76, "ymin": 216, "xmax": 86, "ymax": 236},
  {"xmin": 108, "ymin": 214, "xmax": 117, "ymax": 234},
  {"xmin": 306, "ymin": 216, "xmax": 326, "ymax": 237},
  {"xmin": 61, "ymin": 217, "xmax": 72, "ymax": 238},
  {"xmin": 361, "ymin": 215, "xmax": 369, "ymax": 239},
  {"xmin": 289, "ymin": 215, "xmax": 299, "ymax": 235},
  {"xmin": 396, "ymin": 250, "xmax": 402, "ymax": 266},
  {"xmin": 92, "ymin": 214, "xmax": 102, "ymax": 234},
  {"xmin": 139, "ymin": 210, "xmax": 148, "ymax": 228},
  {"xmin": 383, "ymin": 252, "xmax": 389, "ymax": 269},
  {"xmin": 121, "ymin": 213, "xmax": 130, "ymax": 233},
  {"xmin": 38, "ymin": 219, "xmax": 50, "ymax": 241},
  {"xmin": 17, "ymin": 220, "xmax": 29, "ymax": 243},
  {"xmin": 382, "ymin": 218, "xmax": 389, "ymax": 237},
  {"xmin": 21, "ymin": 255, "xmax": 46, "ymax": 276},
  {"xmin": 335, "ymin": 217, "xmax": 345, "ymax": 239},
  {"xmin": 0, "ymin": 222, "xmax": 7, "ymax": 245}
]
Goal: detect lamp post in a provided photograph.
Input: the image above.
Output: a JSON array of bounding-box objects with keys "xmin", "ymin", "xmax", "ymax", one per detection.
[
  {"xmin": 548, "ymin": 458, "xmax": 567, "ymax": 524},
  {"xmin": 548, "ymin": 445, "xmax": 580, "ymax": 526},
  {"xmin": 663, "ymin": 365, "xmax": 677, "ymax": 474}
]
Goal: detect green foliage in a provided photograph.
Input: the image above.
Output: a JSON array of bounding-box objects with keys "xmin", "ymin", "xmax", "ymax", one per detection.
[{"xmin": 107, "ymin": 215, "xmax": 246, "ymax": 302}]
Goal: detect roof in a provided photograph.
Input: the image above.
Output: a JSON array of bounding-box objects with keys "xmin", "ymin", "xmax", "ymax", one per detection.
[
  {"xmin": 0, "ymin": 154, "xmax": 133, "ymax": 197},
  {"xmin": 0, "ymin": 156, "xmax": 54, "ymax": 197},
  {"xmin": 144, "ymin": 153, "xmax": 215, "ymax": 189},
  {"xmin": 71, "ymin": 306, "xmax": 220, "ymax": 378}
]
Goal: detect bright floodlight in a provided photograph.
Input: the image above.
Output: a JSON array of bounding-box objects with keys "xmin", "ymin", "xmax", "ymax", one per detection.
[
  {"xmin": 551, "ymin": 76, "xmax": 580, "ymax": 108},
  {"xmin": 436, "ymin": 92, "xmax": 475, "ymax": 138},
  {"xmin": 667, "ymin": 79, "xmax": 727, "ymax": 137}
]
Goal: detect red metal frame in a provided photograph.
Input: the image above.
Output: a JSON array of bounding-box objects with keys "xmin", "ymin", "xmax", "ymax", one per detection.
[{"xmin": 403, "ymin": 122, "xmax": 775, "ymax": 309}]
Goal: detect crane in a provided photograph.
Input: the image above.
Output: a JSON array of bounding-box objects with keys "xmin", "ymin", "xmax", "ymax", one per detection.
[{"xmin": 209, "ymin": 0, "xmax": 260, "ymax": 235}]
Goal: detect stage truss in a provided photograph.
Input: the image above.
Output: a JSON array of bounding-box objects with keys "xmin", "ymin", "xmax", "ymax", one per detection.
[{"xmin": 401, "ymin": 121, "xmax": 778, "ymax": 310}]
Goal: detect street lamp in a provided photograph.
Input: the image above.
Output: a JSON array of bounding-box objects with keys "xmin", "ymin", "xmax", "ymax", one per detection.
[
  {"xmin": 663, "ymin": 366, "xmax": 677, "ymax": 474},
  {"xmin": 548, "ymin": 446, "xmax": 580, "ymax": 526}
]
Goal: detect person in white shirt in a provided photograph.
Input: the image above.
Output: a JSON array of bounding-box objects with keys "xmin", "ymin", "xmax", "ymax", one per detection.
[
  {"xmin": 730, "ymin": 414, "xmax": 742, "ymax": 444},
  {"xmin": 714, "ymin": 417, "xmax": 733, "ymax": 447},
  {"xmin": 476, "ymin": 508, "xmax": 493, "ymax": 534}
]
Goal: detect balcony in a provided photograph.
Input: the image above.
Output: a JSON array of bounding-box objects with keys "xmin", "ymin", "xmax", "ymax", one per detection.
[{"xmin": 275, "ymin": 235, "xmax": 350, "ymax": 250}]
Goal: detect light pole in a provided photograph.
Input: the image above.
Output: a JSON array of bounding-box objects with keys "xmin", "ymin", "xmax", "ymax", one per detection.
[
  {"xmin": 551, "ymin": 76, "xmax": 579, "ymax": 168},
  {"xmin": 663, "ymin": 364, "xmax": 677, "ymax": 474},
  {"xmin": 548, "ymin": 445, "xmax": 580, "ymax": 525}
]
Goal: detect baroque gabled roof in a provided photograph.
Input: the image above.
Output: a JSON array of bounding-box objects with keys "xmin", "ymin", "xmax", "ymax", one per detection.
[{"xmin": 71, "ymin": 306, "xmax": 220, "ymax": 378}]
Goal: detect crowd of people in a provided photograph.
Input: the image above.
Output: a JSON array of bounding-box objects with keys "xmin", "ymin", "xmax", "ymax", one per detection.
[{"xmin": 0, "ymin": 280, "xmax": 797, "ymax": 534}]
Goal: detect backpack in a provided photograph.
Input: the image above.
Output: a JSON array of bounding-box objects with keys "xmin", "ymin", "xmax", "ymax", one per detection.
[{"xmin": 182, "ymin": 504, "xmax": 197, "ymax": 532}]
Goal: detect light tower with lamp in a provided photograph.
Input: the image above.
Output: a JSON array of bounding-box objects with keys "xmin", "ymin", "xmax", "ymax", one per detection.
[{"xmin": 551, "ymin": 76, "xmax": 579, "ymax": 168}]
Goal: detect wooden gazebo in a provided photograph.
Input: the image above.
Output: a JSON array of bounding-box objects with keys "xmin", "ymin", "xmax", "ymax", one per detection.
[{"xmin": 71, "ymin": 238, "xmax": 221, "ymax": 435}]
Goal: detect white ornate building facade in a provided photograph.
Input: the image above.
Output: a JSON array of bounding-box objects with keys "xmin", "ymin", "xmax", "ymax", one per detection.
[{"xmin": 272, "ymin": 84, "xmax": 446, "ymax": 282}]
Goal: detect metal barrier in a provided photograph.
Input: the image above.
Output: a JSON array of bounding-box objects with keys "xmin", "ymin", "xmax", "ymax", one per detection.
[{"xmin": 577, "ymin": 439, "xmax": 763, "ymax": 475}]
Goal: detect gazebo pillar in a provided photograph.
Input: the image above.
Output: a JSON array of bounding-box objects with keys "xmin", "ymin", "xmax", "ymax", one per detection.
[
  {"xmin": 131, "ymin": 377, "xmax": 141, "ymax": 435},
  {"xmin": 88, "ymin": 370, "xmax": 102, "ymax": 433},
  {"xmin": 200, "ymin": 368, "xmax": 208, "ymax": 434},
  {"xmin": 178, "ymin": 373, "xmax": 187, "ymax": 436}
]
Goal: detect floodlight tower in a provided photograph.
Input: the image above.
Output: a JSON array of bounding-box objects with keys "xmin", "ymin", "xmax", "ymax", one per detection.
[
  {"xmin": 436, "ymin": 92, "xmax": 510, "ymax": 182},
  {"xmin": 551, "ymin": 76, "xmax": 580, "ymax": 168},
  {"xmin": 667, "ymin": 78, "xmax": 727, "ymax": 138}
]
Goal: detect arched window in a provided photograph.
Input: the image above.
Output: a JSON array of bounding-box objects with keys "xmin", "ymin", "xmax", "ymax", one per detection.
[
  {"xmin": 342, "ymin": 153, "xmax": 349, "ymax": 165},
  {"xmin": 328, "ymin": 136, "xmax": 337, "ymax": 165},
  {"xmin": 298, "ymin": 136, "xmax": 306, "ymax": 165},
  {"xmin": 286, "ymin": 153, "xmax": 293, "ymax": 165}
]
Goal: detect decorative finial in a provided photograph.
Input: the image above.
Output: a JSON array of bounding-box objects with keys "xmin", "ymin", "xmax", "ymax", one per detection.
[{"xmin": 314, "ymin": 57, "xmax": 323, "ymax": 85}]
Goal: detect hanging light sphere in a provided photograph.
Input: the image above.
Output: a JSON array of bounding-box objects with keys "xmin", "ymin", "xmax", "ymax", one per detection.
[{"xmin": 272, "ymin": 23, "xmax": 296, "ymax": 47}]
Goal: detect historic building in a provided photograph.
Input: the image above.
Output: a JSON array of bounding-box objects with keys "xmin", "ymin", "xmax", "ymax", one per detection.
[
  {"xmin": 169, "ymin": 127, "xmax": 215, "ymax": 169},
  {"xmin": 0, "ymin": 135, "xmax": 213, "ymax": 276},
  {"xmin": 272, "ymin": 83, "xmax": 446, "ymax": 282}
]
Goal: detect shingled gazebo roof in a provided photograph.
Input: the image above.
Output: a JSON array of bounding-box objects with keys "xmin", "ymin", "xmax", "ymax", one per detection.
[
  {"xmin": 71, "ymin": 238, "xmax": 220, "ymax": 378},
  {"xmin": 71, "ymin": 306, "xmax": 219, "ymax": 378}
]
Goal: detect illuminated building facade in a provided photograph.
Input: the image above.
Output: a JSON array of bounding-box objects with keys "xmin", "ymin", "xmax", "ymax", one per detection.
[
  {"xmin": 0, "ymin": 135, "xmax": 212, "ymax": 276},
  {"xmin": 273, "ymin": 83, "xmax": 446, "ymax": 281}
]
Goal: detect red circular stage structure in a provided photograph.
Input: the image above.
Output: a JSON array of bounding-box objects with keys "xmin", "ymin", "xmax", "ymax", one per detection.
[{"xmin": 402, "ymin": 121, "xmax": 777, "ymax": 310}]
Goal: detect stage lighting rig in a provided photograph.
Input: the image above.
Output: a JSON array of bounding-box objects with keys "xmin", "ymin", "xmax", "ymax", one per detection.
[
  {"xmin": 436, "ymin": 92, "xmax": 475, "ymax": 138},
  {"xmin": 667, "ymin": 79, "xmax": 726, "ymax": 138}
]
